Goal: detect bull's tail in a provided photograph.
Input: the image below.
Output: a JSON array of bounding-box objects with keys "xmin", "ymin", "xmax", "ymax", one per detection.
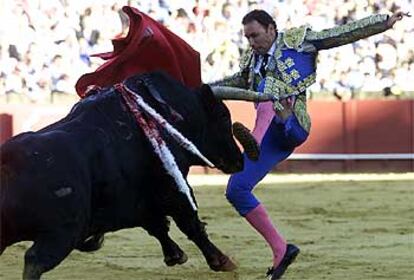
[
  {"xmin": 0, "ymin": 205, "xmax": 4, "ymax": 254},
  {"xmin": 0, "ymin": 144, "xmax": 16, "ymax": 255},
  {"xmin": 0, "ymin": 178, "xmax": 5, "ymax": 256},
  {"xmin": 0, "ymin": 202, "xmax": 5, "ymax": 256},
  {"xmin": 0, "ymin": 193, "xmax": 6, "ymax": 256},
  {"xmin": 0, "ymin": 162, "xmax": 9, "ymax": 255},
  {"xmin": 0, "ymin": 203, "xmax": 6, "ymax": 255}
]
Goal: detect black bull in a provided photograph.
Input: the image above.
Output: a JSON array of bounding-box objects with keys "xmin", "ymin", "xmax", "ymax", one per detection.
[{"xmin": 0, "ymin": 72, "xmax": 248, "ymax": 279}]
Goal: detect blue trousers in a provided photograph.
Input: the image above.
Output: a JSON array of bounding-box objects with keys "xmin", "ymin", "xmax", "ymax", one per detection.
[{"xmin": 226, "ymin": 114, "xmax": 309, "ymax": 216}]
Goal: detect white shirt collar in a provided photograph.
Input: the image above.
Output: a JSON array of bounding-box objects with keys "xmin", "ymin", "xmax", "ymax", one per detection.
[
  {"xmin": 267, "ymin": 40, "xmax": 277, "ymax": 56},
  {"xmin": 254, "ymin": 40, "xmax": 277, "ymax": 74}
]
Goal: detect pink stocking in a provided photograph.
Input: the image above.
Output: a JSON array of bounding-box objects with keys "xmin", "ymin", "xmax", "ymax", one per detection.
[
  {"xmin": 245, "ymin": 204, "xmax": 287, "ymax": 267},
  {"xmin": 252, "ymin": 102, "xmax": 275, "ymax": 144}
]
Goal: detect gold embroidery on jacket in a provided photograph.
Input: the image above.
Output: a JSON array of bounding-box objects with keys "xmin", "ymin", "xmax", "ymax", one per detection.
[
  {"xmin": 290, "ymin": 69, "xmax": 301, "ymax": 80},
  {"xmin": 283, "ymin": 25, "xmax": 310, "ymax": 49},
  {"xmin": 305, "ymin": 14, "xmax": 388, "ymax": 42}
]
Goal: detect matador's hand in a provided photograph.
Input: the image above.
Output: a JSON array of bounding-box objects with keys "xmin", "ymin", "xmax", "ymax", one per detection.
[
  {"xmin": 387, "ymin": 11, "xmax": 411, "ymax": 28},
  {"xmin": 275, "ymin": 97, "xmax": 294, "ymax": 121}
]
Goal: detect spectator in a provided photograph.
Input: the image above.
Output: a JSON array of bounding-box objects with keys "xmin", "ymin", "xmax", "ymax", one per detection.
[{"xmin": 0, "ymin": 0, "xmax": 412, "ymax": 102}]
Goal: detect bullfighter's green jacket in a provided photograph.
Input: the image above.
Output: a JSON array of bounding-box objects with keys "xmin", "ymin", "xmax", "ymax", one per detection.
[{"xmin": 210, "ymin": 14, "xmax": 391, "ymax": 132}]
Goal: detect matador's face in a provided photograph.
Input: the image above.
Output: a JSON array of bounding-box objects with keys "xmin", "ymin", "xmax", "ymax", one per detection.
[{"xmin": 243, "ymin": 20, "xmax": 276, "ymax": 55}]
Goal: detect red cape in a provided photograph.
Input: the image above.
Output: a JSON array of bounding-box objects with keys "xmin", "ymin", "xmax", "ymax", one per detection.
[{"xmin": 75, "ymin": 6, "xmax": 201, "ymax": 97}]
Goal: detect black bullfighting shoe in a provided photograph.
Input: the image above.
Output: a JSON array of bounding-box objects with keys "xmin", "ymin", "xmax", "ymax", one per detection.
[
  {"xmin": 266, "ymin": 244, "xmax": 300, "ymax": 280},
  {"xmin": 232, "ymin": 122, "xmax": 260, "ymax": 161}
]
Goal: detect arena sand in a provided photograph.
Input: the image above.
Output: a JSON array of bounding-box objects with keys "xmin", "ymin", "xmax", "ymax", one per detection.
[{"xmin": 1, "ymin": 177, "xmax": 413, "ymax": 279}]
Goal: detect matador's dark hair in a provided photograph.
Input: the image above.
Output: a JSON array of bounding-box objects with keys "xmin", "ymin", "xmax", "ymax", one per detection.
[{"xmin": 242, "ymin": 9, "xmax": 277, "ymax": 29}]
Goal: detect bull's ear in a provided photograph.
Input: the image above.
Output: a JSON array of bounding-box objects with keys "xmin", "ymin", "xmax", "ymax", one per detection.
[{"xmin": 200, "ymin": 84, "xmax": 219, "ymax": 111}]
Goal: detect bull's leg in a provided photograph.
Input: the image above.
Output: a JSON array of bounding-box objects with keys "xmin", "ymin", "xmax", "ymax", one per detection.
[
  {"xmin": 171, "ymin": 208, "xmax": 236, "ymax": 272},
  {"xmin": 23, "ymin": 229, "xmax": 76, "ymax": 280},
  {"xmin": 142, "ymin": 215, "xmax": 188, "ymax": 266}
]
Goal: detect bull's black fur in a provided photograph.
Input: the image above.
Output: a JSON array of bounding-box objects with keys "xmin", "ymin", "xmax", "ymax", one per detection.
[{"xmin": 0, "ymin": 72, "xmax": 242, "ymax": 279}]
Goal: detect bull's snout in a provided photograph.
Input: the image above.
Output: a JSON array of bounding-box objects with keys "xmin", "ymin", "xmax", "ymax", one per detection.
[
  {"xmin": 218, "ymin": 155, "xmax": 243, "ymax": 174},
  {"xmin": 231, "ymin": 156, "xmax": 244, "ymax": 173}
]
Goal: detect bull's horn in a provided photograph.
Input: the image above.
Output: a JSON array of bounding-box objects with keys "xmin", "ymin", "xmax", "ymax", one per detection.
[{"xmin": 210, "ymin": 86, "xmax": 274, "ymax": 102}]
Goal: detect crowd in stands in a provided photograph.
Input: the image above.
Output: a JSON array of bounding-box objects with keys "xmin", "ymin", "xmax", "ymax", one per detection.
[{"xmin": 0, "ymin": 0, "xmax": 413, "ymax": 102}]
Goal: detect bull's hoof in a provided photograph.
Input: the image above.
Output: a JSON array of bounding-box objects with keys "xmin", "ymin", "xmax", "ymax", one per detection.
[
  {"xmin": 164, "ymin": 251, "xmax": 188, "ymax": 266},
  {"xmin": 76, "ymin": 234, "xmax": 104, "ymax": 252},
  {"xmin": 208, "ymin": 255, "xmax": 237, "ymax": 272},
  {"xmin": 232, "ymin": 122, "xmax": 260, "ymax": 161}
]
